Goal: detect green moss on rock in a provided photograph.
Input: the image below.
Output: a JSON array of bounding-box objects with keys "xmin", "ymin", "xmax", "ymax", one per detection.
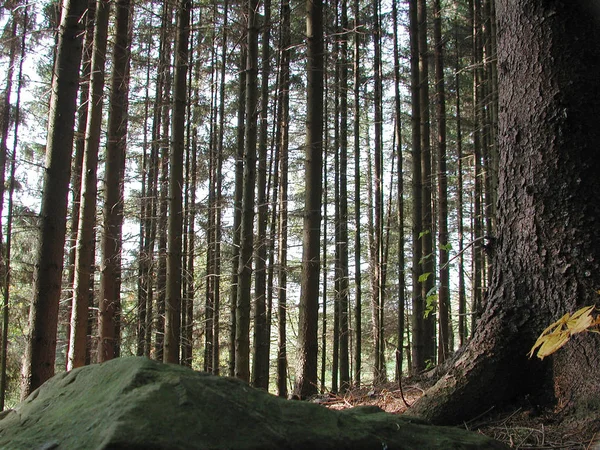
[{"xmin": 0, "ymin": 357, "xmax": 507, "ymax": 449}]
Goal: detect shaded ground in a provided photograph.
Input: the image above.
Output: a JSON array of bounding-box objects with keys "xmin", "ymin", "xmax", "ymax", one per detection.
[{"xmin": 319, "ymin": 381, "xmax": 600, "ymax": 449}]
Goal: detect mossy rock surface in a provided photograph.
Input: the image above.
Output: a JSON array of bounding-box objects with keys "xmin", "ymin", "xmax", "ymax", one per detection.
[{"xmin": 0, "ymin": 357, "xmax": 507, "ymax": 449}]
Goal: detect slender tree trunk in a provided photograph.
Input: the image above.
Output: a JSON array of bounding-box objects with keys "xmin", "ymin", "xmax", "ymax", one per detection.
[
  {"xmin": 252, "ymin": 0, "xmax": 272, "ymax": 389},
  {"xmin": 68, "ymin": 0, "xmax": 111, "ymax": 370},
  {"xmin": 418, "ymin": 0, "xmax": 436, "ymax": 365},
  {"xmin": 228, "ymin": 45, "xmax": 246, "ymax": 377},
  {"xmin": 391, "ymin": 0, "xmax": 405, "ymax": 381},
  {"xmin": 235, "ymin": 0, "xmax": 259, "ymax": 381},
  {"xmin": 275, "ymin": 0, "xmax": 290, "ymax": 396},
  {"xmin": 433, "ymin": 0, "xmax": 450, "ymax": 363},
  {"xmin": 408, "ymin": 0, "xmax": 424, "ymax": 374},
  {"xmin": 98, "ymin": 0, "xmax": 132, "ymax": 362},
  {"xmin": 352, "ymin": 0, "xmax": 362, "ymax": 386},
  {"xmin": 164, "ymin": 0, "xmax": 191, "ymax": 365},
  {"xmin": 470, "ymin": 0, "xmax": 484, "ymax": 335},
  {"xmin": 294, "ymin": 0, "xmax": 324, "ymax": 398},
  {"xmin": 337, "ymin": 0, "xmax": 350, "ymax": 392},
  {"xmin": 1, "ymin": 5, "xmax": 27, "ymax": 409},
  {"xmin": 455, "ymin": 26, "xmax": 467, "ymax": 347},
  {"xmin": 64, "ymin": 0, "xmax": 94, "ymax": 362},
  {"xmin": 20, "ymin": 0, "xmax": 86, "ymax": 398}
]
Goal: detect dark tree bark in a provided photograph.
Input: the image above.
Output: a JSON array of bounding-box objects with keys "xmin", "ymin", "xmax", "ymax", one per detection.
[
  {"xmin": 68, "ymin": 0, "xmax": 111, "ymax": 370},
  {"xmin": 294, "ymin": 0, "xmax": 324, "ymax": 399},
  {"xmin": 235, "ymin": 0, "xmax": 259, "ymax": 382},
  {"xmin": 252, "ymin": 0, "xmax": 272, "ymax": 389},
  {"xmin": 337, "ymin": 0, "xmax": 350, "ymax": 393},
  {"xmin": 433, "ymin": 0, "xmax": 450, "ymax": 363},
  {"xmin": 411, "ymin": 0, "xmax": 600, "ymax": 425},
  {"xmin": 408, "ymin": 0, "xmax": 424, "ymax": 374},
  {"xmin": 164, "ymin": 0, "xmax": 191, "ymax": 365},
  {"xmin": 228, "ymin": 44, "xmax": 246, "ymax": 378},
  {"xmin": 352, "ymin": 0, "xmax": 362, "ymax": 386},
  {"xmin": 1, "ymin": 3, "xmax": 27, "ymax": 409},
  {"xmin": 64, "ymin": 0, "xmax": 95, "ymax": 364},
  {"xmin": 417, "ymin": 0, "xmax": 435, "ymax": 366},
  {"xmin": 370, "ymin": 0, "xmax": 385, "ymax": 384},
  {"xmin": 391, "ymin": 0, "xmax": 405, "ymax": 381},
  {"xmin": 98, "ymin": 0, "xmax": 132, "ymax": 362},
  {"xmin": 20, "ymin": 0, "xmax": 86, "ymax": 399},
  {"xmin": 454, "ymin": 30, "xmax": 467, "ymax": 347},
  {"xmin": 275, "ymin": 0, "xmax": 290, "ymax": 397}
]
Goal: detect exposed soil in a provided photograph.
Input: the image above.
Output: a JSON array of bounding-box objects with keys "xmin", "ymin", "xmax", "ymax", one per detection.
[{"xmin": 319, "ymin": 381, "xmax": 600, "ymax": 449}]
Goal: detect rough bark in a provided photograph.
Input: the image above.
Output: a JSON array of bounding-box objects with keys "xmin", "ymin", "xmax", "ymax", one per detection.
[
  {"xmin": 411, "ymin": 0, "xmax": 600, "ymax": 425},
  {"xmin": 20, "ymin": 0, "xmax": 86, "ymax": 399},
  {"xmin": 352, "ymin": 0, "xmax": 362, "ymax": 386},
  {"xmin": 235, "ymin": 0, "xmax": 259, "ymax": 382},
  {"xmin": 252, "ymin": 0, "xmax": 272, "ymax": 389},
  {"xmin": 98, "ymin": 0, "xmax": 132, "ymax": 362},
  {"xmin": 68, "ymin": 0, "xmax": 111, "ymax": 370},
  {"xmin": 164, "ymin": 0, "xmax": 191, "ymax": 365},
  {"xmin": 294, "ymin": 0, "xmax": 324, "ymax": 398},
  {"xmin": 275, "ymin": 0, "xmax": 290, "ymax": 396}
]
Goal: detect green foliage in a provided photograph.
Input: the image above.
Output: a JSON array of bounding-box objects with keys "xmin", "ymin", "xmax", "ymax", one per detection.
[
  {"xmin": 418, "ymin": 229, "xmax": 430, "ymax": 239},
  {"xmin": 439, "ymin": 242, "xmax": 452, "ymax": 252},
  {"xmin": 418, "ymin": 272, "xmax": 431, "ymax": 283},
  {"xmin": 424, "ymin": 287, "xmax": 437, "ymax": 319}
]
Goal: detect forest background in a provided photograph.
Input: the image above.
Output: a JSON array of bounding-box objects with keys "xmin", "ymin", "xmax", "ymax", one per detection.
[{"xmin": 1, "ymin": 0, "xmax": 500, "ymax": 408}]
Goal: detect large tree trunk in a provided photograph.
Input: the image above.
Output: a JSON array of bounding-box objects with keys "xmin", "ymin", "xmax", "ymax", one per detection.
[
  {"xmin": 98, "ymin": 0, "xmax": 132, "ymax": 362},
  {"xmin": 163, "ymin": 0, "xmax": 191, "ymax": 365},
  {"xmin": 68, "ymin": 0, "xmax": 111, "ymax": 370},
  {"xmin": 294, "ymin": 0, "xmax": 324, "ymax": 399},
  {"xmin": 411, "ymin": 0, "xmax": 600, "ymax": 425},
  {"xmin": 20, "ymin": 0, "xmax": 86, "ymax": 399}
]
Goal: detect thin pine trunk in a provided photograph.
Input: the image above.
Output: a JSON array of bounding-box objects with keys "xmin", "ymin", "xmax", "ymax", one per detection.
[
  {"xmin": 294, "ymin": 0, "xmax": 324, "ymax": 398},
  {"xmin": 98, "ymin": 0, "xmax": 132, "ymax": 362},
  {"xmin": 68, "ymin": 0, "xmax": 111, "ymax": 370},
  {"xmin": 433, "ymin": 0, "xmax": 450, "ymax": 363}
]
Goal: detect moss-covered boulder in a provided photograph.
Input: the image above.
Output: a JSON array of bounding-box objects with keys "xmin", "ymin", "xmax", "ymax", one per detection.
[{"xmin": 0, "ymin": 357, "xmax": 506, "ymax": 449}]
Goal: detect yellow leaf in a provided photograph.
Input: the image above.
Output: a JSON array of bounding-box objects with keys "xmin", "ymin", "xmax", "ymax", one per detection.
[
  {"xmin": 567, "ymin": 306, "xmax": 595, "ymax": 334},
  {"xmin": 529, "ymin": 305, "xmax": 600, "ymax": 359},
  {"xmin": 535, "ymin": 331, "xmax": 570, "ymax": 359}
]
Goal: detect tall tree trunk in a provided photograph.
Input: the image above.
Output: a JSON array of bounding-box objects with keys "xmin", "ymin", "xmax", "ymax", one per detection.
[
  {"xmin": 470, "ymin": 0, "xmax": 484, "ymax": 335},
  {"xmin": 63, "ymin": 0, "xmax": 94, "ymax": 362},
  {"xmin": 98, "ymin": 0, "xmax": 132, "ymax": 362},
  {"xmin": 68, "ymin": 0, "xmax": 111, "ymax": 370},
  {"xmin": 337, "ymin": 0, "xmax": 350, "ymax": 393},
  {"xmin": 418, "ymin": 0, "xmax": 436, "ymax": 365},
  {"xmin": 370, "ymin": 0, "xmax": 385, "ymax": 384},
  {"xmin": 408, "ymin": 0, "xmax": 424, "ymax": 374},
  {"xmin": 433, "ymin": 0, "xmax": 450, "ymax": 363},
  {"xmin": 411, "ymin": 0, "xmax": 600, "ymax": 425},
  {"xmin": 275, "ymin": 0, "xmax": 290, "ymax": 397},
  {"xmin": 294, "ymin": 0, "xmax": 324, "ymax": 398},
  {"xmin": 235, "ymin": 0, "xmax": 259, "ymax": 381},
  {"xmin": 20, "ymin": 0, "xmax": 86, "ymax": 398},
  {"xmin": 454, "ymin": 24, "xmax": 467, "ymax": 347},
  {"xmin": 211, "ymin": 1, "xmax": 227, "ymax": 376},
  {"xmin": 228, "ymin": 45, "xmax": 246, "ymax": 377},
  {"xmin": 391, "ymin": 0, "xmax": 405, "ymax": 381},
  {"xmin": 352, "ymin": 0, "xmax": 362, "ymax": 386},
  {"xmin": 164, "ymin": 0, "xmax": 191, "ymax": 365},
  {"xmin": 1, "ymin": 4, "xmax": 27, "ymax": 409},
  {"xmin": 252, "ymin": 0, "xmax": 272, "ymax": 389}
]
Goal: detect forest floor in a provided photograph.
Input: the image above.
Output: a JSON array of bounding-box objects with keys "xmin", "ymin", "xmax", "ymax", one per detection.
[{"xmin": 319, "ymin": 381, "xmax": 599, "ymax": 449}]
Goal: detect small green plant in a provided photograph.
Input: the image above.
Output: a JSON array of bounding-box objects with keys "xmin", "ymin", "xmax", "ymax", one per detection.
[{"xmin": 529, "ymin": 305, "xmax": 600, "ymax": 359}]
